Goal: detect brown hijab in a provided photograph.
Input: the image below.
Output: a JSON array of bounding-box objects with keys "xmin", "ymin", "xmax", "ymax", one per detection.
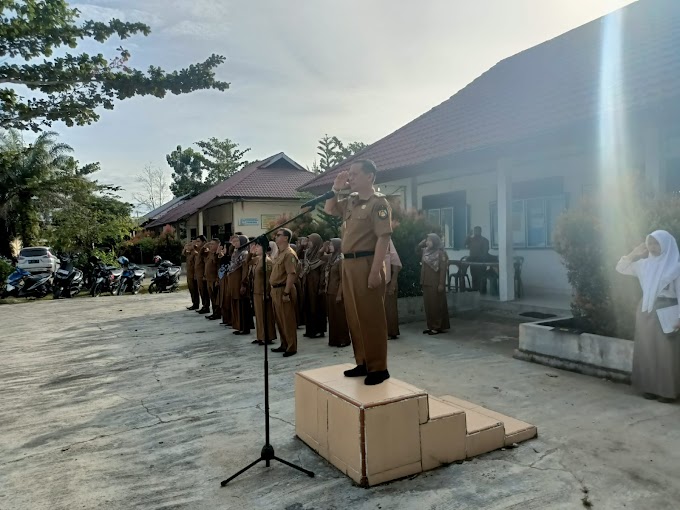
[
  {"xmin": 227, "ymin": 235, "xmax": 249, "ymax": 274},
  {"xmin": 301, "ymin": 234, "xmax": 324, "ymax": 276},
  {"xmin": 323, "ymin": 238, "xmax": 343, "ymax": 293},
  {"xmin": 422, "ymin": 233, "xmax": 443, "ymax": 272}
]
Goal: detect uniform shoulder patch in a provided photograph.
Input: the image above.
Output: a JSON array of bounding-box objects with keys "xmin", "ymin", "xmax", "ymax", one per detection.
[{"xmin": 377, "ymin": 205, "xmax": 389, "ymax": 220}]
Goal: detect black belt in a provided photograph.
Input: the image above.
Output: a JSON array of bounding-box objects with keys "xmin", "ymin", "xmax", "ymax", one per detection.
[
  {"xmin": 342, "ymin": 251, "xmax": 375, "ymax": 259},
  {"xmin": 272, "ymin": 283, "xmax": 286, "ymax": 289}
]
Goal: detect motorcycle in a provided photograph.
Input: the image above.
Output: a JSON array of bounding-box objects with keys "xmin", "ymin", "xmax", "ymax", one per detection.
[
  {"xmin": 90, "ymin": 262, "xmax": 123, "ymax": 297},
  {"xmin": 2, "ymin": 268, "xmax": 52, "ymax": 299},
  {"xmin": 116, "ymin": 256, "xmax": 145, "ymax": 295},
  {"xmin": 148, "ymin": 258, "xmax": 180, "ymax": 293},
  {"xmin": 52, "ymin": 256, "xmax": 84, "ymax": 299}
]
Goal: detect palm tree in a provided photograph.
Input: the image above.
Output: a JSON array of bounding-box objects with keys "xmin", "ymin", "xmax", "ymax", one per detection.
[{"xmin": 0, "ymin": 130, "xmax": 77, "ymax": 256}]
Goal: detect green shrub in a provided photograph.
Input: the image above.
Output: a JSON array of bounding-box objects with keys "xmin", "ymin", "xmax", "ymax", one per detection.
[
  {"xmin": 553, "ymin": 190, "xmax": 680, "ymax": 339},
  {"xmin": 392, "ymin": 209, "xmax": 441, "ymax": 298},
  {"xmin": 0, "ymin": 256, "xmax": 13, "ymax": 283},
  {"xmin": 119, "ymin": 227, "xmax": 182, "ymax": 265}
]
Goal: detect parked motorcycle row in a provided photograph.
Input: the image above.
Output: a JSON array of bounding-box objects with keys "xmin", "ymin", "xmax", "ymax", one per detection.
[{"xmin": 2, "ymin": 255, "xmax": 181, "ymax": 300}]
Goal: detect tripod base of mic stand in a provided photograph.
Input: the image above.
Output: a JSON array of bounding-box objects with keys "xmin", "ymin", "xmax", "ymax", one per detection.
[{"xmin": 220, "ymin": 443, "xmax": 315, "ymax": 486}]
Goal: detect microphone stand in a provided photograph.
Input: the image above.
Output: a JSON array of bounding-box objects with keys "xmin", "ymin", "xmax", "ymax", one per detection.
[{"xmin": 221, "ymin": 205, "xmax": 319, "ymax": 487}]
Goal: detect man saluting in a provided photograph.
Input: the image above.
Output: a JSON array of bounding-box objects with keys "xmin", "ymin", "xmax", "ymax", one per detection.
[{"xmin": 325, "ymin": 160, "xmax": 392, "ymax": 385}]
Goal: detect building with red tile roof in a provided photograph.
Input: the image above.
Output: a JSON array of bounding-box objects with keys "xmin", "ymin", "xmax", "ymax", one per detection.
[
  {"xmin": 301, "ymin": 0, "xmax": 680, "ymax": 303},
  {"xmin": 146, "ymin": 152, "xmax": 315, "ymax": 239}
]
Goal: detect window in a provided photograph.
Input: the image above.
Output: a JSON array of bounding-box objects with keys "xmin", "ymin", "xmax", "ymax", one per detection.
[
  {"xmin": 490, "ymin": 195, "xmax": 566, "ymax": 248},
  {"xmin": 425, "ymin": 207, "xmax": 454, "ymax": 248}
]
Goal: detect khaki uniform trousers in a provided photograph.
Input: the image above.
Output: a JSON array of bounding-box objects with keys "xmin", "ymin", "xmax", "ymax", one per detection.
[
  {"xmin": 195, "ymin": 277, "xmax": 209, "ymax": 309},
  {"xmin": 271, "ymin": 287, "xmax": 298, "ymax": 353},
  {"xmin": 342, "ymin": 256, "xmax": 388, "ymax": 372},
  {"xmin": 219, "ymin": 276, "xmax": 231, "ymax": 324},
  {"xmin": 207, "ymin": 278, "xmax": 220, "ymax": 316},
  {"xmin": 187, "ymin": 268, "xmax": 199, "ymax": 307},
  {"xmin": 385, "ymin": 281, "xmax": 400, "ymax": 337}
]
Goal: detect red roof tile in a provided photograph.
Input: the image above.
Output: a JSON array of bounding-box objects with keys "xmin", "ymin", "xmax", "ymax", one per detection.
[
  {"xmin": 301, "ymin": 0, "xmax": 680, "ymax": 192},
  {"xmin": 147, "ymin": 153, "xmax": 314, "ymax": 227}
]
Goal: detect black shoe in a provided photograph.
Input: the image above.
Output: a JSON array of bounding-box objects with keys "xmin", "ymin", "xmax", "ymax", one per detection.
[
  {"xmin": 643, "ymin": 393, "xmax": 657, "ymax": 400},
  {"xmin": 364, "ymin": 370, "xmax": 390, "ymax": 386},
  {"xmin": 428, "ymin": 330, "xmax": 442, "ymax": 336},
  {"xmin": 208, "ymin": 315, "xmax": 221, "ymax": 321},
  {"xmin": 422, "ymin": 329, "xmax": 431, "ymax": 335},
  {"xmin": 271, "ymin": 347, "xmax": 286, "ymax": 353},
  {"xmin": 658, "ymin": 397, "xmax": 676, "ymax": 404},
  {"xmin": 187, "ymin": 305, "xmax": 199, "ymax": 310},
  {"xmin": 251, "ymin": 339, "xmax": 260, "ymax": 344},
  {"xmin": 344, "ymin": 365, "xmax": 367, "ymax": 377},
  {"xmin": 233, "ymin": 331, "xmax": 245, "ymax": 335},
  {"xmin": 283, "ymin": 351, "xmax": 297, "ymax": 357},
  {"xmin": 197, "ymin": 308, "xmax": 210, "ymax": 314},
  {"xmin": 389, "ymin": 335, "xmax": 398, "ymax": 340}
]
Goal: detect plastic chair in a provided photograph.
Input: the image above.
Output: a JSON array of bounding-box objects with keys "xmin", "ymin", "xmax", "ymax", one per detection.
[{"xmin": 448, "ymin": 257, "xmax": 471, "ymax": 292}]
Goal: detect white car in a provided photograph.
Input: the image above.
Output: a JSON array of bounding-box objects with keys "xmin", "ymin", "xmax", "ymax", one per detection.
[{"xmin": 17, "ymin": 246, "xmax": 59, "ymax": 274}]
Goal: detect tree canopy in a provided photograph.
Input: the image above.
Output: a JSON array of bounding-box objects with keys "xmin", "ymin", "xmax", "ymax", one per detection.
[
  {"xmin": 314, "ymin": 134, "xmax": 367, "ymax": 173},
  {"xmin": 167, "ymin": 138, "xmax": 250, "ymax": 197},
  {"xmin": 0, "ymin": 0, "xmax": 229, "ymax": 131},
  {"xmin": 0, "ymin": 129, "xmax": 134, "ymax": 257}
]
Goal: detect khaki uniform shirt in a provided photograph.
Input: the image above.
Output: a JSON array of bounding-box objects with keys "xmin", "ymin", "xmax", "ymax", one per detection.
[
  {"xmin": 204, "ymin": 251, "xmax": 219, "ymax": 283},
  {"xmin": 330, "ymin": 192, "xmax": 393, "ymax": 253},
  {"xmin": 194, "ymin": 246, "xmax": 207, "ymax": 280},
  {"xmin": 251, "ymin": 256, "xmax": 273, "ymax": 296},
  {"xmin": 271, "ymin": 247, "xmax": 298, "ymax": 286},
  {"xmin": 185, "ymin": 248, "xmax": 195, "ymax": 279}
]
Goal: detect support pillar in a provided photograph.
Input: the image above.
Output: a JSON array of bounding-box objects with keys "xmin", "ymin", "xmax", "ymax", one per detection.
[
  {"xmin": 198, "ymin": 211, "xmax": 204, "ymax": 238},
  {"xmin": 497, "ymin": 159, "xmax": 515, "ymax": 302}
]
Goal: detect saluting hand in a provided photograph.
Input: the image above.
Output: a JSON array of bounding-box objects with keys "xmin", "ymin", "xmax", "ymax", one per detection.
[
  {"xmin": 333, "ymin": 170, "xmax": 350, "ymax": 191},
  {"xmin": 630, "ymin": 242, "xmax": 649, "ymax": 260}
]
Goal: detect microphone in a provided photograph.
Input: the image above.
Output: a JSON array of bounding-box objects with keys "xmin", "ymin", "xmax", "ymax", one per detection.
[{"xmin": 300, "ymin": 190, "xmax": 337, "ymax": 210}]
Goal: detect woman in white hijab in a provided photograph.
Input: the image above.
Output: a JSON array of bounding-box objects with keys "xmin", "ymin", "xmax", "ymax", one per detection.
[{"xmin": 616, "ymin": 230, "xmax": 680, "ymax": 402}]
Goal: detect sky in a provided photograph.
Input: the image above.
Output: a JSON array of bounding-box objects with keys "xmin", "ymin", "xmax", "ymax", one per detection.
[{"xmin": 52, "ymin": 0, "xmax": 638, "ymax": 211}]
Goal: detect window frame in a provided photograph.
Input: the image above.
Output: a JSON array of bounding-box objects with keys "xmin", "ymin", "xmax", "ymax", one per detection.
[
  {"xmin": 425, "ymin": 207, "xmax": 454, "ymax": 249},
  {"xmin": 490, "ymin": 194, "xmax": 567, "ymax": 249}
]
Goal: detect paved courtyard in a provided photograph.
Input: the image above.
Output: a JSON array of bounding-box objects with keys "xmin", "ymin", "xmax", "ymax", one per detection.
[{"xmin": 1, "ymin": 292, "xmax": 679, "ymax": 510}]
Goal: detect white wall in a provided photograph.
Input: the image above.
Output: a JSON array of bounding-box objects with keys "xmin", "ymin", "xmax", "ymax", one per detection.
[
  {"xmin": 233, "ymin": 200, "xmax": 305, "ymax": 238},
  {"xmin": 406, "ymin": 151, "xmax": 598, "ymax": 296}
]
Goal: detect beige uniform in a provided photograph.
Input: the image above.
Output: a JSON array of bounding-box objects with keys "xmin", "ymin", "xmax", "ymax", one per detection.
[
  {"xmin": 185, "ymin": 247, "xmax": 199, "ymax": 307},
  {"xmin": 251, "ymin": 255, "xmax": 277, "ymax": 342},
  {"xmin": 194, "ymin": 247, "xmax": 209, "ymax": 309},
  {"xmin": 329, "ymin": 192, "xmax": 392, "ymax": 372},
  {"xmin": 420, "ymin": 249, "xmax": 450, "ymax": 332},
  {"xmin": 205, "ymin": 250, "xmax": 220, "ymax": 315},
  {"xmin": 270, "ymin": 246, "xmax": 299, "ymax": 353},
  {"xmin": 218, "ymin": 245, "xmax": 234, "ymax": 324}
]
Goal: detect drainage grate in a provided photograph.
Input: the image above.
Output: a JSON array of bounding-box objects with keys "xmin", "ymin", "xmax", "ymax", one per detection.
[{"xmin": 519, "ymin": 311, "xmax": 556, "ymax": 319}]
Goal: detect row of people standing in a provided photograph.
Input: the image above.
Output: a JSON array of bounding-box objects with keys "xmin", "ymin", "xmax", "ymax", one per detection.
[{"xmin": 184, "ymin": 228, "xmax": 451, "ymax": 355}]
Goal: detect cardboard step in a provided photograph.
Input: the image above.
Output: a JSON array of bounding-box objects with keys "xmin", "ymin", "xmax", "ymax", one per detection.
[
  {"xmin": 471, "ymin": 407, "xmax": 538, "ymax": 446},
  {"xmin": 462, "ymin": 407, "xmax": 505, "ymax": 458},
  {"xmin": 420, "ymin": 397, "xmax": 466, "ymax": 470},
  {"xmin": 439, "ymin": 395, "xmax": 537, "ymax": 450}
]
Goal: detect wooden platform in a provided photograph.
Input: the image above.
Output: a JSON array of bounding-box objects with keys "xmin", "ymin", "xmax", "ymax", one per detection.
[{"xmin": 295, "ymin": 364, "xmax": 537, "ymax": 487}]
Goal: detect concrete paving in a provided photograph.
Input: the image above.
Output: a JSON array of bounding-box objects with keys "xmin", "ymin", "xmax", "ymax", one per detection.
[{"xmin": 1, "ymin": 292, "xmax": 679, "ymax": 510}]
